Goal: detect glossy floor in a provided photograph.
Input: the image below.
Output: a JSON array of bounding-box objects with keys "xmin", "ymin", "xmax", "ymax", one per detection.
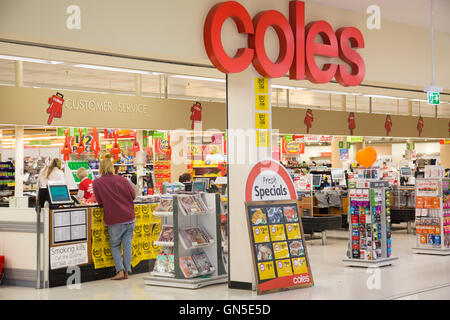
[{"xmin": 1, "ymin": 226, "xmax": 449, "ymax": 300}]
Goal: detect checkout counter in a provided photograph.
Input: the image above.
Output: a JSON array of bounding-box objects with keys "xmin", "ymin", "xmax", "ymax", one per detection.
[
  {"xmin": 295, "ymin": 169, "xmax": 346, "ymax": 245},
  {"xmin": 0, "ymin": 182, "xmax": 162, "ymax": 288}
]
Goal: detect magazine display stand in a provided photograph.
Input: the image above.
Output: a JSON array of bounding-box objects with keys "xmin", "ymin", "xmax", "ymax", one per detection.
[
  {"xmin": 144, "ymin": 192, "xmax": 227, "ymax": 288},
  {"xmin": 412, "ymin": 178, "xmax": 450, "ymax": 255},
  {"xmin": 343, "ymin": 180, "xmax": 398, "ymax": 267}
]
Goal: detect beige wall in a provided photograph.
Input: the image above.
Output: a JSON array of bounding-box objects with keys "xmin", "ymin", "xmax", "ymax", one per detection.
[
  {"xmin": 0, "ymin": 86, "xmax": 225, "ymax": 131},
  {"xmin": 0, "ymin": 0, "xmax": 449, "ymax": 92},
  {"xmin": 272, "ymin": 107, "xmax": 449, "ymax": 138},
  {"xmin": 2, "ymin": 85, "xmax": 450, "ymax": 139},
  {"xmin": 371, "ymin": 144, "xmax": 393, "ymax": 156},
  {"xmin": 440, "ymin": 144, "xmax": 450, "ymax": 168}
]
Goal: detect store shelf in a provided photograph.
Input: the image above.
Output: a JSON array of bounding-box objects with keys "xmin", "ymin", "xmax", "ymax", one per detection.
[
  {"xmin": 153, "ymin": 241, "xmax": 174, "ymax": 247},
  {"xmin": 144, "ymin": 274, "xmax": 227, "ymax": 289},
  {"xmin": 180, "ymin": 210, "xmax": 211, "ymax": 217},
  {"xmin": 150, "ymin": 271, "xmax": 175, "ymax": 278},
  {"xmin": 412, "ymin": 247, "xmax": 450, "ymax": 255},
  {"xmin": 179, "ymin": 239, "xmax": 216, "ymax": 251},
  {"xmin": 153, "ymin": 211, "xmax": 173, "ymax": 217},
  {"xmin": 342, "ymin": 256, "xmax": 398, "ymax": 268},
  {"xmin": 193, "ymin": 165, "xmax": 219, "ymax": 168}
]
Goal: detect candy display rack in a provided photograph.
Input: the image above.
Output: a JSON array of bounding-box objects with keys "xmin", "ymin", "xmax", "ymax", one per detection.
[
  {"xmin": 343, "ymin": 180, "xmax": 398, "ymax": 267},
  {"xmin": 144, "ymin": 192, "xmax": 227, "ymax": 288},
  {"xmin": 412, "ymin": 178, "xmax": 450, "ymax": 255}
]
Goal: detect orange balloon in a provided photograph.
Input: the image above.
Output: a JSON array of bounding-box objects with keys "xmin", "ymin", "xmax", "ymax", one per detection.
[{"xmin": 356, "ymin": 147, "xmax": 377, "ymax": 168}]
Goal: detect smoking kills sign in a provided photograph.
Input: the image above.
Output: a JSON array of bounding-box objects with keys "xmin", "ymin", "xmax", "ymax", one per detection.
[{"xmin": 245, "ymin": 159, "xmax": 296, "ymax": 202}]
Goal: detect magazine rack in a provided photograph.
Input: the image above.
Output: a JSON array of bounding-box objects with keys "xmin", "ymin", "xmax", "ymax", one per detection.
[{"xmin": 144, "ymin": 192, "xmax": 228, "ymax": 288}]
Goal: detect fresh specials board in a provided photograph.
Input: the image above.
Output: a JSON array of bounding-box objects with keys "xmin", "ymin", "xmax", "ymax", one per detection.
[{"xmin": 245, "ymin": 200, "xmax": 314, "ymax": 295}]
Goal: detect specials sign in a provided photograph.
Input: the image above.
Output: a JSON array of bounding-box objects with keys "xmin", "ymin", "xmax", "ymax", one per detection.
[
  {"xmin": 245, "ymin": 159, "xmax": 297, "ymax": 201},
  {"xmin": 244, "ymin": 160, "xmax": 314, "ymax": 294}
]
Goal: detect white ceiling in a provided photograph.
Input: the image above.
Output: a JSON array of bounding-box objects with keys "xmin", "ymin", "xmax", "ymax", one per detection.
[{"xmin": 308, "ymin": 0, "xmax": 450, "ymax": 33}]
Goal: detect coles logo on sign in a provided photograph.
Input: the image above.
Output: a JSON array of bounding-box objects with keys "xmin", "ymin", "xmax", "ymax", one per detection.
[
  {"xmin": 245, "ymin": 159, "xmax": 296, "ymax": 202},
  {"xmin": 204, "ymin": 1, "xmax": 365, "ymax": 86}
]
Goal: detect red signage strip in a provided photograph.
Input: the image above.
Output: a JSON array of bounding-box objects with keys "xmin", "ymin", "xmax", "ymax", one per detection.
[{"xmin": 204, "ymin": 0, "xmax": 365, "ymax": 86}]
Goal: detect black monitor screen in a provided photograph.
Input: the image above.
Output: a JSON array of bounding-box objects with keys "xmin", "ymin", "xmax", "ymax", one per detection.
[
  {"xmin": 183, "ymin": 182, "xmax": 193, "ymax": 192},
  {"xmin": 312, "ymin": 175, "xmax": 321, "ymax": 187},
  {"xmin": 49, "ymin": 185, "xmax": 71, "ymax": 203}
]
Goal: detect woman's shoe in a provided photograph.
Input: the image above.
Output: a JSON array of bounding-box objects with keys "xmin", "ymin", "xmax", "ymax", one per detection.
[
  {"xmin": 111, "ymin": 270, "xmax": 125, "ymax": 280},
  {"xmin": 124, "ymin": 271, "xmax": 129, "ymax": 279}
]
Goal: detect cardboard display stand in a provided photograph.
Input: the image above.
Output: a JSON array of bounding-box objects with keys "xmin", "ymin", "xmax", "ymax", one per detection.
[
  {"xmin": 245, "ymin": 200, "xmax": 314, "ymax": 295},
  {"xmin": 244, "ymin": 160, "xmax": 314, "ymax": 295}
]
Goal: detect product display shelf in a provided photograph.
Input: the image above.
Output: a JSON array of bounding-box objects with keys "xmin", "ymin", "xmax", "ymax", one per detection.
[
  {"xmin": 412, "ymin": 178, "xmax": 450, "ymax": 255},
  {"xmin": 343, "ymin": 180, "xmax": 398, "ymax": 267},
  {"xmin": 0, "ymin": 161, "xmax": 15, "ymax": 194},
  {"xmin": 144, "ymin": 193, "xmax": 227, "ymax": 289}
]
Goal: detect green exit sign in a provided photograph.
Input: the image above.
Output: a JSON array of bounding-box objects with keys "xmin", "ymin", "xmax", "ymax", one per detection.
[{"xmin": 427, "ymin": 91, "xmax": 440, "ymax": 105}]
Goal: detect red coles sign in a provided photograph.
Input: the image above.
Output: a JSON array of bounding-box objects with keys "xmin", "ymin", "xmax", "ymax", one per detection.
[{"xmin": 204, "ymin": 1, "xmax": 365, "ymax": 86}]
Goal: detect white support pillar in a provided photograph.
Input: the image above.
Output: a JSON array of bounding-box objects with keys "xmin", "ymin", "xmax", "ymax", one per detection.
[
  {"xmin": 135, "ymin": 130, "xmax": 145, "ymax": 196},
  {"xmin": 13, "ymin": 125, "xmax": 27, "ymax": 207},
  {"xmin": 135, "ymin": 74, "xmax": 142, "ymax": 97},
  {"xmin": 15, "ymin": 60, "xmax": 23, "ymax": 87},
  {"xmin": 227, "ymin": 66, "xmax": 272, "ymax": 289}
]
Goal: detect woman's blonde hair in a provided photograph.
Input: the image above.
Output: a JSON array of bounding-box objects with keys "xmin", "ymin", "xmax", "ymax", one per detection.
[
  {"xmin": 99, "ymin": 158, "xmax": 114, "ymax": 176},
  {"xmin": 46, "ymin": 158, "xmax": 62, "ymax": 179},
  {"xmin": 76, "ymin": 167, "xmax": 88, "ymax": 180}
]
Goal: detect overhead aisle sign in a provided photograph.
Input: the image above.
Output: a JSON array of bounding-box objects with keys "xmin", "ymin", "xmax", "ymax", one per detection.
[{"xmin": 244, "ymin": 160, "xmax": 314, "ymax": 294}]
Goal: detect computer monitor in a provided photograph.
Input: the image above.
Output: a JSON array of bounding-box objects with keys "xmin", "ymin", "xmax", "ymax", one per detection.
[
  {"xmin": 312, "ymin": 175, "xmax": 322, "ymax": 187},
  {"xmin": 183, "ymin": 182, "xmax": 193, "ymax": 192},
  {"xmin": 193, "ymin": 180, "xmax": 207, "ymax": 192},
  {"xmin": 400, "ymin": 167, "xmax": 412, "ymax": 177},
  {"xmin": 48, "ymin": 182, "xmax": 73, "ymax": 205}
]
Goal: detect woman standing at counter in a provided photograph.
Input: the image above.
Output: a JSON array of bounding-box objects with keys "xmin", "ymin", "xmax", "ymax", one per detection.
[
  {"xmin": 92, "ymin": 158, "xmax": 136, "ymax": 280},
  {"xmin": 37, "ymin": 158, "xmax": 65, "ymax": 207}
]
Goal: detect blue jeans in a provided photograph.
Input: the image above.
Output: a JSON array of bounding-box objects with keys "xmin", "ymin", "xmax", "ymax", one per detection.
[{"xmin": 108, "ymin": 222, "xmax": 135, "ymax": 273}]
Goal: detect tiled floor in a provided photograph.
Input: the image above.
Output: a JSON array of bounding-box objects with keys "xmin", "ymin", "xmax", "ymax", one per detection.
[{"xmin": 1, "ymin": 225, "xmax": 449, "ymax": 300}]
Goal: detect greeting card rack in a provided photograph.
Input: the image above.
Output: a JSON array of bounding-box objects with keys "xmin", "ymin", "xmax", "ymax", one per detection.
[
  {"xmin": 144, "ymin": 192, "xmax": 227, "ymax": 288},
  {"xmin": 412, "ymin": 178, "xmax": 450, "ymax": 255},
  {"xmin": 343, "ymin": 180, "xmax": 398, "ymax": 267}
]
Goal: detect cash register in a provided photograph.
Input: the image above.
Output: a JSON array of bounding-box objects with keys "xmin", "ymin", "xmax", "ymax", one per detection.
[{"xmin": 47, "ymin": 181, "xmax": 75, "ymax": 206}]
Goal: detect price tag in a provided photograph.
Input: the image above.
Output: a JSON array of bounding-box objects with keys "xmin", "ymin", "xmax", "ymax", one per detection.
[
  {"xmin": 285, "ymin": 223, "xmax": 301, "ymax": 240},
  {"xmin": 253, "ymin": 226, "xmax": 270, "ymax": 243},
  {"xmin": 269, "ymin": 224, "xmax": 286, "ymax": 241},
  {"xmin": 275, "ymin": 259, "xmax": 293, "ymax": 277},
  {"xmin": 255, "ymin": 94, "xmax": 269, "ymax": 111},
  {"xmin": 258, "ymin": 261, "xmax": 276, "ymax": 280},
  {"xmin": 272, "ymin": 241, "xmax": 289, "ymax": 259},
  {"xmin": 291, "ymin": 257, "xmax": 308, "ymax": 275}
]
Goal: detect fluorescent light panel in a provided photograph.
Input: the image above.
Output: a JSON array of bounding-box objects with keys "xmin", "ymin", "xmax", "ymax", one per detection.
[
  {"xmin": 73, "ymin": 64, "xmax": 161, "ymax": 75},
  {"xmin": 170, "ymin": 75, "xmax": 225, "ymax": 83},
  {"xmin": 0, "ymin": 54, "xmax": 63, "ymax": 65},
  {"xmin": 272, "ymin": 85, "xmax": 306, "ymax": 90},
  {"xmin": 310, "ymin": 89, "xmax": 349, "ymax": 95},
  {"xmin": 364, "ymin": 94, "xmax": 407, "ymax": 100}
]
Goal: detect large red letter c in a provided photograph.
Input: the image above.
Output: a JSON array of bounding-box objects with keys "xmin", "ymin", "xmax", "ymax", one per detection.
[{"xmin": 204, "ymin": 1, "xmax": 254, "ymax": 73}]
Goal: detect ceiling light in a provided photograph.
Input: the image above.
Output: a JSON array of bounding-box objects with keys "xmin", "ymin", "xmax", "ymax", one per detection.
[
  {"xmin": 409, "ymin": 99, "xmax": 427, "ymax": 102},
  {"xmin": 170, "ymin": 75, "xmax": 225, "ymax": 83},
  {"xmin": 310, "ymin": 89, "xmax": 351, "ymax": 95},
  {"xmin": 364, "ymin": 94, "xmax": 407, "ymax": 100},
  {"xmin": 73, "ymin": 64, "xmax": 160, "ymax": 75},
  {"xmin": 272, "ymin": 85, "xmax": 306, "ymax": 90},
  {"xmin": 0, "ymin": 54, "xmax": 63, "ymax": 65}
]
